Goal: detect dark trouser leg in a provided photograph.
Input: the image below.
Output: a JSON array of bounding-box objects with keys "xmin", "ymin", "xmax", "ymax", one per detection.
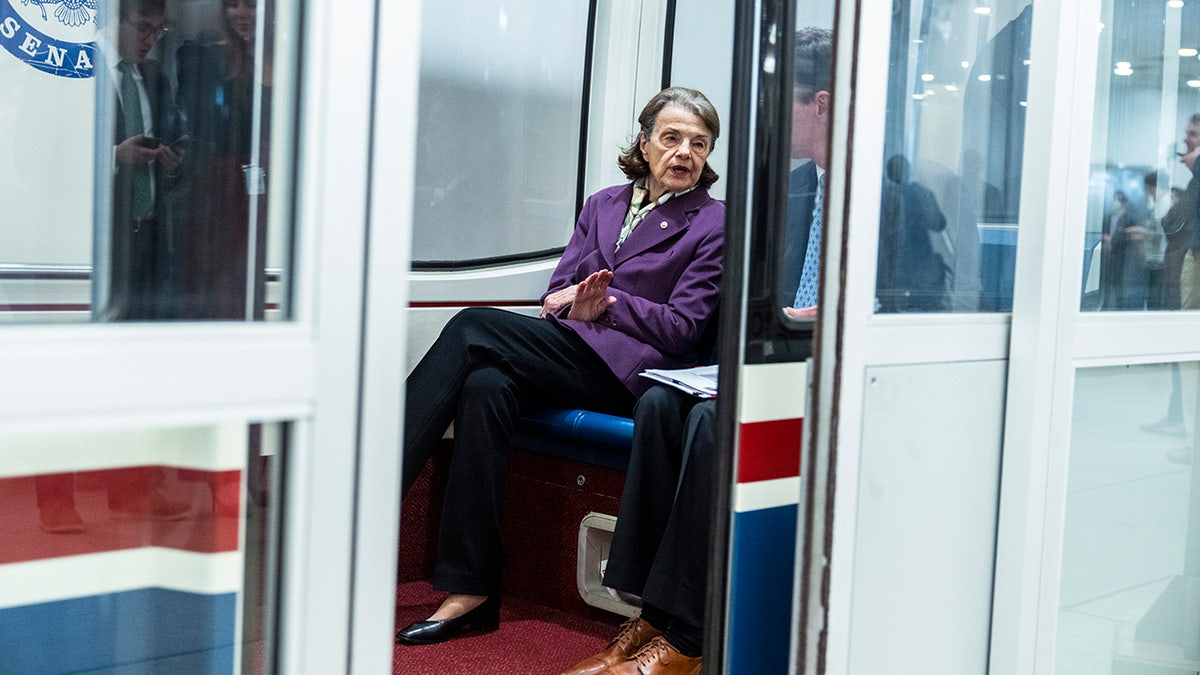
[
  {"xmin": 640, "ymin": 399, "xmax": 717, "ymax": 630},
  {"xmin": 603, "ymin": 386, "xmax": 700, "ymax": 596},
  {"xmin": 403, "ymin": 307, "xmax": 634, "ymax": 593},
  {"xmin": 433, "ymin": 365, "xmax": 521, "ymax": 594}
]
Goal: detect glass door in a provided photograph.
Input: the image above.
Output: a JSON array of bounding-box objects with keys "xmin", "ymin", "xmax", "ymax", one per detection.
[
  {"xmin": 0, "ymin": 0, "xmax": 414, "ymax": 671},
  {"xmin": 795, "ymin": 0, "xmax": 1200, "ymax": 672},
  {"xmin": 796, "ymin": 0, "xmax": 1037, "ymax": 672}
]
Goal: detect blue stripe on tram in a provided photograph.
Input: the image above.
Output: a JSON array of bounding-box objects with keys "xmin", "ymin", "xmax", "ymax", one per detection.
[
  {"xmin": 728, "ymin": 504, "xmax": 799, "ymax": 675},
  {"xmin": 0, "ymin": 588, "xmax": 237, "ymax": 674}
]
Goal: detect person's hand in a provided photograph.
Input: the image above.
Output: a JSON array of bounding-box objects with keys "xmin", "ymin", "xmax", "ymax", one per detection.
[
  {"xmin": 115, "ymin": 134, "xmax": 160, "ymax": 166},
  {"xmin": 567, "ymin": 269, "xmax": 616, "ymax": 322},
  {"xmin": 784, "ymin": 305, "xmax": 817, "ymax": 319},
  {"xmin": 1183, "ymin": 146, "xmax": 1200, "ymax": 171},
  {"xmin": 540, "ymin": 284, "xmax": 578, "ymax": 318},
  {"xmin": 157, "ymin": 142, "xmax": 185, "ymax": 173}
]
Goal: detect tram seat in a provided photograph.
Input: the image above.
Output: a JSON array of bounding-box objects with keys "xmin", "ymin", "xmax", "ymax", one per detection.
[
  {"xmin": 511, "ymin": 407, "xmax": 635, "ymax": 471},
  {"xmin": 510, "ymin": 310, "xmax": 719, "ymax": 470}
]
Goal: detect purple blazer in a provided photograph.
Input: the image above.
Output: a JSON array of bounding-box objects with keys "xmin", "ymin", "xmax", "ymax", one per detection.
[{"xmin": 543, "ymin": 183, "xmax": 725, "ymax": 396}]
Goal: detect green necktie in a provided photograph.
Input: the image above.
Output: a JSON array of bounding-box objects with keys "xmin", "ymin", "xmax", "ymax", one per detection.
[{"xmin": 121, "ymin": 62, "xmax": 154, "ymax": 219}]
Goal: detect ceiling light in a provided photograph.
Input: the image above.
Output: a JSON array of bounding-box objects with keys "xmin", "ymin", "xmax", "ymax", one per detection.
[
  {"xmin": 921, "ymin": 73, "xmax": 935, "ymax": 81},
  {"xmin": 978, "ymin": 74, "xmax": 992, "ymax": 82},
  {"xmin": 1114, "ymin": 66, "xmax": 1133, "ymax": 76},
  {"xmin": 1181, "ymin": 48, "xmax": 1199, "ymax": 57},
  {"xmin": 1116, "ymin": 61, "xmax": 1131, "ymax": 69},
  {"xmin": 944, "ymin": 84, "xmax": 959, "ymax": 92},
  {"xmin": 1188, "ymin": 79, "xmax": 1200, "ymax": 87},
  {"xmin": 974, "ymin": 6, "xmax": 992, "ymax": 14},
  {"xmin": 1168, "ymin": 0, "xmax": 1184, "ymax": 8},
  {"xmin": 961, "ymin": 60, "xmax": 971, "ymax": 69}
]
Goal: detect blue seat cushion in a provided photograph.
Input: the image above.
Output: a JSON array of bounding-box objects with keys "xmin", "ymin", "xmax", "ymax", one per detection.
[{"xmin": 511, "ymin": 408, "xmax": 634, "ymax": 471}]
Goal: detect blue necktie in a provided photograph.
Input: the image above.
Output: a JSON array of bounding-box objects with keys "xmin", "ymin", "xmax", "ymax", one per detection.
[{"xmin": 793, "ymin": 173, "xmax": 824, "ymax": 308}]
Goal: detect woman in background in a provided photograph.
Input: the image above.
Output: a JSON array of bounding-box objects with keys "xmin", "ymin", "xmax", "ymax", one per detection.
[{"xmin": 175, "ymin": 0, "xmax": 271, "ymax": 319}]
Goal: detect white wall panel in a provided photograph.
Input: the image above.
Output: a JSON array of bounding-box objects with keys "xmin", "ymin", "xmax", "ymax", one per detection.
[{"xmin": 848, "ymin": 360, "xmax": 1006, "ymax": 675}]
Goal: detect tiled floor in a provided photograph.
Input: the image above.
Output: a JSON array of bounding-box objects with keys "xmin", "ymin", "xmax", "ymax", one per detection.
[{"xmin": 1057, "ymin": 364, "xmax": 1198, "ymax": 674}]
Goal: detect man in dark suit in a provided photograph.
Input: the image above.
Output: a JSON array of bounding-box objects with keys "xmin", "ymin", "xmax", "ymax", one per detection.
[
  {"xmin": 561, "ymin": 27, "xmax": 833, "ymax": 675},
  {"xmin": 92, "ymin": 0, "xmax": 192, "ymax": 522},
  {"xmin": 105, "ymin": 0, "xmax": 186, "ymax": 320},
  {"xmin": 780, "ymin": 28, "xmax": 833, "ymax": 319}
]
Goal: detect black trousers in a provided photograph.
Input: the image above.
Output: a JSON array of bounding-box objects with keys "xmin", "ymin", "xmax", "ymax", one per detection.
[
  {"xmin": 403, "ymin": 307, "xmax": 635, "ymax": 595},
  {"xmin": 603, "ymin": 386, "xmax": 716, "ymax": 630},
  {"xmin": 109, "ymin": 216, "xmax": 176, "ymax": 320}
]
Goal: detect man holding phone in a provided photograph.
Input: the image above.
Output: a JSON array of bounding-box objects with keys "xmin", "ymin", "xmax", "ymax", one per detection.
[{"xmin": 106, "ymin": 0, "xmax": 188, "ymax": 320}]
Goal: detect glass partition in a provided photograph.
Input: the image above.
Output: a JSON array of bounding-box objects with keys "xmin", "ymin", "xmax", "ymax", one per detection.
[
  {"xmin": 1081, "ymin": 0, "xmax": 1200, "ymax": 313},
  {"xmin": 875, "ymin": 0, "xmax": 1033, "ymax": 313},
  {"xmin": 0, "ymin": 0, "xmax": 291, "ymax": 322},
  {"xmin": 0, "ymin": 421, "xmax": 286, "ymax": 673},
  {"xmin": 1059, "ymin": 364, "xmax": 1199, "ymax": 673}
]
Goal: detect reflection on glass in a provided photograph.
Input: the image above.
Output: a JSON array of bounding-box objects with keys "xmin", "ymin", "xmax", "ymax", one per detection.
[
  {"xmin": 0, "ymin": 0, "xmax": 287, "ymax": 322},
  {"xmin": 1059, "ymin": 364, "xmax": 1199, "ymax": 673},
  {"xmin": 0, "ymin": 422, "xmax": 284, "ymax": 673},
  {"xmin": 1082, "ymin": 0, "xmax": 1200, "ymax": 313},
  {"xmin": 171, "ymin": 0, "xmax": 274, "ymax": 320},
  {"xmin": 412, "ymin": 0, "xmax": 589, "ymax": 264},
  {"xmin": 779, "ymin": 27, "xmax": 834, "ymax": 322},
  {"xmin": 876, "ymin": 1, "xmax": 1032, "ymax": 313}
]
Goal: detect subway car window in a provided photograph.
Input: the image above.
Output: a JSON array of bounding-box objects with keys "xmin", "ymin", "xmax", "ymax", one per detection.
[
  {"xmin": 1, "ymin": 0, "xmax": 289, "ymax": 323},
  {"xmin": 0, "ymin": 421, "xmax": 287, "ymax": 673},
  {"xmin": 1058, "ymin": 364, "xmax": 1198, "ymax": 672},
  {"xmin": 772, "ymin": 4, "xmax": 835, "ymax": 333},
  {"xmin": 1081, "ymin": 0, "xmax": 1200, "ymax": 313},
  {"xmin": 875, "ymin": 0, "xmax": 1032, "ymax": 313},
  {"xmin": 411, "ymin": 0, "xmax": 590, "ymax": 266}
]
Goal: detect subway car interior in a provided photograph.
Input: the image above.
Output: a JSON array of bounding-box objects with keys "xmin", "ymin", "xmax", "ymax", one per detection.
[{"xmin": 2, "ymin": 0, "xmax": 1200, "ymax": 673}]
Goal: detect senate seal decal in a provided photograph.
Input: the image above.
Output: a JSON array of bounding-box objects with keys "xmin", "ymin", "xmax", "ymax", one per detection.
[{"xmin": 1, "ymin": 0, "xmax": 96, "ymax": 78}]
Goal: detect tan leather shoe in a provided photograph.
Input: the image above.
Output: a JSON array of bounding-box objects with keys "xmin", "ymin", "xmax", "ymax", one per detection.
[
  {"xmin": 602, "ymin": 636, "xmax": 702, "ymax": 675},
  {"xmin": 561, "ymin": 617, "xmax": 662, "ymax": 675}
]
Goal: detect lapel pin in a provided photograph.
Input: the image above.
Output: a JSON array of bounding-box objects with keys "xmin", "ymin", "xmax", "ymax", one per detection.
[{"xmin": 660, "ymin": 222, "xmax": 668, "ymax": 229}]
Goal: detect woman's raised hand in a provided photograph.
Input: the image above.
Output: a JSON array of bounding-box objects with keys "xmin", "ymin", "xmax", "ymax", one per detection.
[{"xmin": 567, "ymin": 270, "xmax": 616, "ymax": 322}]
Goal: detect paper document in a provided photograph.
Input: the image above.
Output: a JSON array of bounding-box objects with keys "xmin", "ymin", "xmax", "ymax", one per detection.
[{"xmin": 639, "ymin": 365, "xmax": 718, "ymax": 398}]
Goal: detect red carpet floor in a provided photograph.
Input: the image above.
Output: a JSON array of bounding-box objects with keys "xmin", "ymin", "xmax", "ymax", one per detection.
[{"xmin": 392, "ymin": 580, "xmax": 620, "ymax": 674}]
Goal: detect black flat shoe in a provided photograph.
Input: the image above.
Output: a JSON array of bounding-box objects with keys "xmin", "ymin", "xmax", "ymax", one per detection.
[{"xmin": 396, "ymin": 596, "xmax": 501, "ymax": 645}]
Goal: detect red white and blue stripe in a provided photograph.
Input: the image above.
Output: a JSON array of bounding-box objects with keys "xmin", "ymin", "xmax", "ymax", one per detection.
[
  {"xmin": 0, "ymin": 430, "xmax": 247, "ymax": 674},
  {"xmin": 727, "ymin": 362, "xmax": 806, "ymax": 675}
]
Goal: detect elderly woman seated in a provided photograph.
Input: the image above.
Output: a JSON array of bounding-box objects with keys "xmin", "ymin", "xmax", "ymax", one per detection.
[{"xmin": 396, "ymin": 87, "xmax": 725, "ymax": 647}]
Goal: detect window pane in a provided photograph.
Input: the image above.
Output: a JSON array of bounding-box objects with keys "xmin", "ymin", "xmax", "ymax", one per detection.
[
  {"xmin": 412, "ymin": 0, "xmax": 589, "ymax": 265},
  {"xmin": 875, "ymin": 0, "xmax": 1032, "ymax": 313},
  {"xmin": 0, "ymin": 421, "xmax": 286, "ymax": 673},
  {"xmin": 1081, "ymin": 0, "xmax": 1200, "ymax": 313},
  {"xmin": 1058, "ymin": 364, "xmax": 1198, "ymax": 672},
  {"xmin": 0, "ymin": 0, "xmax": 293, "ymax": 322}
]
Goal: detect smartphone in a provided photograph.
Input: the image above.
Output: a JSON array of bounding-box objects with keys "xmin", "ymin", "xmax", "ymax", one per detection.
[
  {"xmin": 137, "ymin": 136, "xmax": 162, "ymax": 149},
  {"xmin": 169, "ymin": 136, "xmax": 191, "ymax": 151}
]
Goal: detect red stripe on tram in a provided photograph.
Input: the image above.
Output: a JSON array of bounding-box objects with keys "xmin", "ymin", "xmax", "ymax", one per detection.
[
  {"xmin": 737, "ymin": 418, "xmax": 803, "ymax": 484},
  {"xmin": 0, "ymin": 467, "xmax": 241, "ymax": 564}
]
